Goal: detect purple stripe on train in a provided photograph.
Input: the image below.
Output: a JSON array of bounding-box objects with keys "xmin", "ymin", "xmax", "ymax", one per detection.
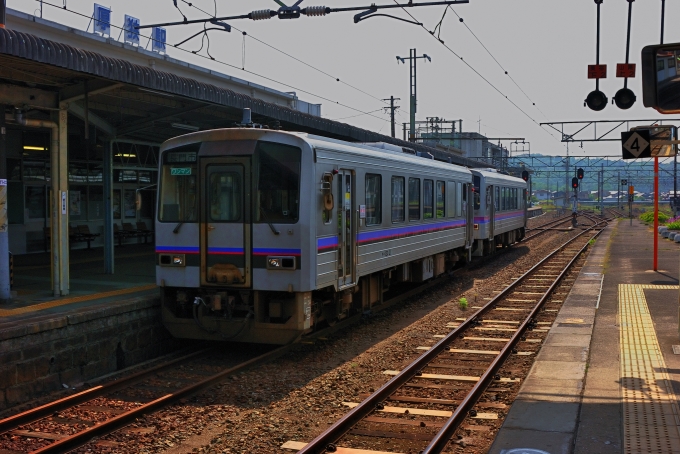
[
  {"xmin": 357, "ymin": 219, "xmax": 466, "ymax": 245},
  {"xmin": 318, "ymin": 236, "xmax": 339, "ymax": 252}
]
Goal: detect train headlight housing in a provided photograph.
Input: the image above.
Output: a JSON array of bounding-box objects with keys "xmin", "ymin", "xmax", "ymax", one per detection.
[
  {"xmin": 159, "ymin": 254, "xmax": 186, "ymax": 267},
  {"xmin": 266, "ymin": 256, "xmax": 296, "ymax": 270}
]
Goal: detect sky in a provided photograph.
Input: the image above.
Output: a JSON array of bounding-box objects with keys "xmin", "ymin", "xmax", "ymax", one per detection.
[{"xmin": 9, "ymin": 0, "xmax": 680, "ymax": 157}]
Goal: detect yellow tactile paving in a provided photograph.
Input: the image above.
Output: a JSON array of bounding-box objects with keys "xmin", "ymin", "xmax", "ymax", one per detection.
[
  {"xmin": 619, "ymin": 284, "xmax": 680, "ymax": 453},
  {"xmin": 0, "ymin": 284, "xmax": 156, "ymax": 317}
]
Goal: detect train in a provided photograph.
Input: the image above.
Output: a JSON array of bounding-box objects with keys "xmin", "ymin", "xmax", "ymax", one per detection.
[{"xmin": 155, "ymin": 129, "xmax": 528, "ymax": 344}]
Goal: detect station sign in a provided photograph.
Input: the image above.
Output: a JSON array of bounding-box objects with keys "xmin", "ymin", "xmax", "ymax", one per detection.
[
  {"xmin": 621, "ymin": 130, "xmax": 651, "ymax": 159},
  {"xmin": 124, "ymin": 15, "xmax": 140, "ymax": 46},
  {"xmin": 152, "ymin": 27, "xmax": 167, "ymax": 54},
  {"xmin": 93, "ymin": 4, "xmax": 111, "ymax": 37}
]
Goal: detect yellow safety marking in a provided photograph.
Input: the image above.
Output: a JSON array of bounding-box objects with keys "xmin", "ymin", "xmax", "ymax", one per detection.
[
  {"xmin": 0, "ymin": 284, "xmax": 157, "ymax": 317},
  {"xmin": 619, "ymin": 284, "xmax": 680, "ymax": 454}
]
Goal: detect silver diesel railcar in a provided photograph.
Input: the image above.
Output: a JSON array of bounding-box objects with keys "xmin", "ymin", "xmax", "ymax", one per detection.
[{"xmin": 156, "ymin": 129, "xmax": 479, "ymax": 344}]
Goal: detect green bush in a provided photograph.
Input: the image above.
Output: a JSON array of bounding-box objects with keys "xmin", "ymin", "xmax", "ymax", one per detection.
[
  {"xmin": 667, "ymin": 221, "xmax": 680, "ymax": 230},
  {"xmin": 640, "ymin": 211, "xmax": 670, "ymax": 223},
  {"xmin": 459, "ymin": 297, "xmax": 468, "ymax": 310}
]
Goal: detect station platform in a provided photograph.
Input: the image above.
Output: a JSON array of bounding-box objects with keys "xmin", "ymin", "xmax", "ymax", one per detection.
[
  {"xmin": 0, "ymin": 244, "xmax": 156, "ymax": 324},
  {"xmin": 0, "ymin": 245, "xmax": 165, "ymax": 411},
  {"xmin": 490, "ymin": 219, "xmax": 680, "ymax": 454}
]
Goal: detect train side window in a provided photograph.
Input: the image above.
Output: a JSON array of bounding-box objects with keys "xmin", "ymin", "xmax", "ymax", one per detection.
[
  {"xmin": 457, "ymin": 182, "xmax": 463, "ymax": 217},
  {"xmin": 423, "ymin": 179, "xmax": 434, "ymax": 219},
  {"xmin": 472, "ymin": 176, "xmax": 481, "ymax": 210},
  {"xmin": 408, "ymin": 178, "xmax": 420, "ymax": 221},
  {"xmin": 514, "ymin": 188, "xmax": 519, "ymax": 209},
  {"xmin": 391, "ymin": 177, "xmax": 405, "ymax": 223},
  {"xmin": 436, "ymin": 181, "xmax": 445, "ymax": 218},
  {"xmin": 365, "ymin": 174, "xmax": 382, "ymax": 226},
  {"xmin": 501, "ymin": 187, "xmax": 506, "ymax": 211},
  {"xmin": 495, "ymin": 186, "xmax": 500, "ymax": 211},
  {"xmin": 447, "ymin": 181, "xmax": 456, "ymax": 218}
]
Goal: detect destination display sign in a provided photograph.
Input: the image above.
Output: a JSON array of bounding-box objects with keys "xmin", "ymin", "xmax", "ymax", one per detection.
[
  {"xmin": 171, "ymin": 168, "xmax": 192, "ymax": 176},
  {"xmin": 166, "ymin": 152, "xmax": 197, "ymax": 163}
]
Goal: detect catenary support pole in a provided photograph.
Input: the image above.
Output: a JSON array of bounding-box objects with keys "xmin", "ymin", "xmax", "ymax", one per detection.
[
  {"xmin": 0, "ymin": 0, "xmax": 5, "ymax": 29},
  {"xmin": 654, "ymin": 157, "xmax": 659, "ymax": 271},
  {"xmin": 0, "ymin": 105, "xmax": 10, "ymax": 303},
  {"xmin": 104, "ymin": 141, "xmax": 114, "ymax": 274},
  {"xmin": 58, "ymin": 107, "xmax": 69, "ymax": 294}
]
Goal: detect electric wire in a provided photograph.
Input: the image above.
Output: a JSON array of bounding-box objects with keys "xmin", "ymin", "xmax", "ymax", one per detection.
[
  {"xmin": 178, "ymin": 0, "xmax": 406, "ymax": 114},
  {"xmin": 446, "ymin": 5, "xmax": 549, "ymax": 120},
  {"xmin": 330, "ymin": 109, "xmax": 384, "ymax": 121},
  {"xmin": 36, "ymin": 0, "xmax": 392, "ymax": 125},
  {"xmin": 392, "ymin": 1, "xmax": 565, "ymax": 147}
]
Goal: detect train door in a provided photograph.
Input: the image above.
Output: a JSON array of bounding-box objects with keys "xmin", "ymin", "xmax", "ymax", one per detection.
[
  {"xmin": 200, "ymin": 157, "xmax": 251, "ymax": 287},
  {"xmin": 337, "ymin": 170, "xmax": 356, "ymax": 289},
  {"xmin": 488, "ymin": 185, "xmax": 495, "ymax": 239},
  {"xmin": 464, "ymin": 184, "xmax": 474, "ymax": 250}
]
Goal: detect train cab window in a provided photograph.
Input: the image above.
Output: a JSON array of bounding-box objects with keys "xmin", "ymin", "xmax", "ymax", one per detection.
[
  {"xmin": 495, "ymin": 186, "xmax": 500, "ymax": 211},
  {"xmin": 365, "ymin": 174, "xmax": 382, "ymax": 226},
  {"xmin": 208, "ymin": 169, "xmax": 242, "ymax": 222},
  {"xmin": 436, "ymin": 181, "xmax": 445, "ymax": 218},
  {"xmin": 158, "ymin": 144, "xmax": 199, "ymax": 222},
  {"xmin": 255, "ymin": 142, "xmax": 301, "ymax": 224},
  {"xmin": 408, "ymin": 178, "xmax": 420, "ymax": 221},
  {"xmin": 423, "ymin": 179, "xmax": 434, "ymax": 219},
  {"xmin": 391, "ymin": 177, "xmax": 405, "ymax": 223}
]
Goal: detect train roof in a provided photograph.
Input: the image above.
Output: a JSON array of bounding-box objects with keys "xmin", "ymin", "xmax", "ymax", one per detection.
[
  {"xmin": 161, "ymin": 128, "xmax": 473, "ymax": 178},
  {"xmin": 471, "ymin": 168, "xmax": 527, "ymax": 187}
]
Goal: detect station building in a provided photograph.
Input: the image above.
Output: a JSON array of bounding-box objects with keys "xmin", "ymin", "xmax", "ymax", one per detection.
[{"xmin": 0, "ymin": 6, "xmax": 480, "ymax": 297}]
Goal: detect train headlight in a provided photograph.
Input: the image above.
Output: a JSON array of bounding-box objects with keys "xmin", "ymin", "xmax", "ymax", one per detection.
[
  {"xmin": 266, "ymin": 256, "xmax": 296, "ymax": 270},
  {"xmin": 172, "ymin": 255, "xmax": 184, "ymax": 266}
]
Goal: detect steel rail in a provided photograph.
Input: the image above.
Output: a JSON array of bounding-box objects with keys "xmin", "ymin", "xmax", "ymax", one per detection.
[
  {"xmin": 29, "ymin": 345, "xmax": 289, "ymax": 454},
  {"xmin": 297, "ymin": 218, "xmax": 607, "ymax": 454},
  {"xmin": 423, "ymin": 221, "xmax": 606, "ymax": 453},
  {"xmin": 0, "ymin": 348, "xmax": 210, "ymax": 434}
]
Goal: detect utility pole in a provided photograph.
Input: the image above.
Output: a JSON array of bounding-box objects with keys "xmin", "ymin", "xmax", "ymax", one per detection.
[
  {"xmin": 383, "ymin": 96, "xmax": 400, "ymax": 138},
  {"xmin": 397, "ymin": 49, "xmax": 431, "ymax": 142}
]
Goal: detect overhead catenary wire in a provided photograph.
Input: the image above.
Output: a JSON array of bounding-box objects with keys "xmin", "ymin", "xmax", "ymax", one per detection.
[
  {"xmin": 391, "ymin": 1, "xmax": 566, "ymax": 148},
  {"xmin": 36, "ymin": 0, "xmax": 393, "ymax": 125},
  {"xmin": 178, "ymin": 0, "xmax": 409, "ymax": 114},
  {"xmin": 445, "ymin": 5, "xmax": 549, "ymax": 120}
]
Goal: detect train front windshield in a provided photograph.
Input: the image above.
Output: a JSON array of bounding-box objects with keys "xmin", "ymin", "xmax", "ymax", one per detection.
[{"xmin": 159, "ymin": 144, "xmax": 199, "ymax": 222}]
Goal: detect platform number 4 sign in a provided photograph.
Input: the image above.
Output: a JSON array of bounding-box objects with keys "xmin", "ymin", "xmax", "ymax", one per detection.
[{"xmin": 621, "ymin": 130, "xmax": 651, "ymax": 159}]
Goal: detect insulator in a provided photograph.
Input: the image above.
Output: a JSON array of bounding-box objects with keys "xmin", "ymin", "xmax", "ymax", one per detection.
[
  {"xmin": 250, "ymin": 9, "xmax": 273, "ymax": 20},
  {"xmin": 305, "ymin": 6, "xmax": 329, "ymax": 17}
]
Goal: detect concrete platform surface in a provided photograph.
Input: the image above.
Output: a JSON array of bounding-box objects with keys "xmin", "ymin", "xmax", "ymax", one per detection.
[{"xmin": 489, "ymin": 218, "xmax": 680, "ymax": 454}]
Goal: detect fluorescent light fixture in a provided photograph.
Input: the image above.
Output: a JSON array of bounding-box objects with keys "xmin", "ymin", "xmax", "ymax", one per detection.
[
  {"xmin": 115, "ymin": 153, "xmax": 137, "ymax": 158},
  {"xmin": 23, "ymin": 146, "xmax": 47, "ymax": 151},
  {"xmin": 171, "ymin": 123, "xmax": 199, "ymax": 132}
]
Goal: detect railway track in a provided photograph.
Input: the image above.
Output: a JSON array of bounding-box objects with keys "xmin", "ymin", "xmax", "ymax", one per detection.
[
  {"xmin": 293, "ymin": 215, "xmax": 608, "ymax": 454},
  {"xmin": 0, "ymin": 345, "xmax": 288, "ymax": 453},
  {"xmin": 0, "ymin": 214, "xmax": 590, "ymax": 454}
]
